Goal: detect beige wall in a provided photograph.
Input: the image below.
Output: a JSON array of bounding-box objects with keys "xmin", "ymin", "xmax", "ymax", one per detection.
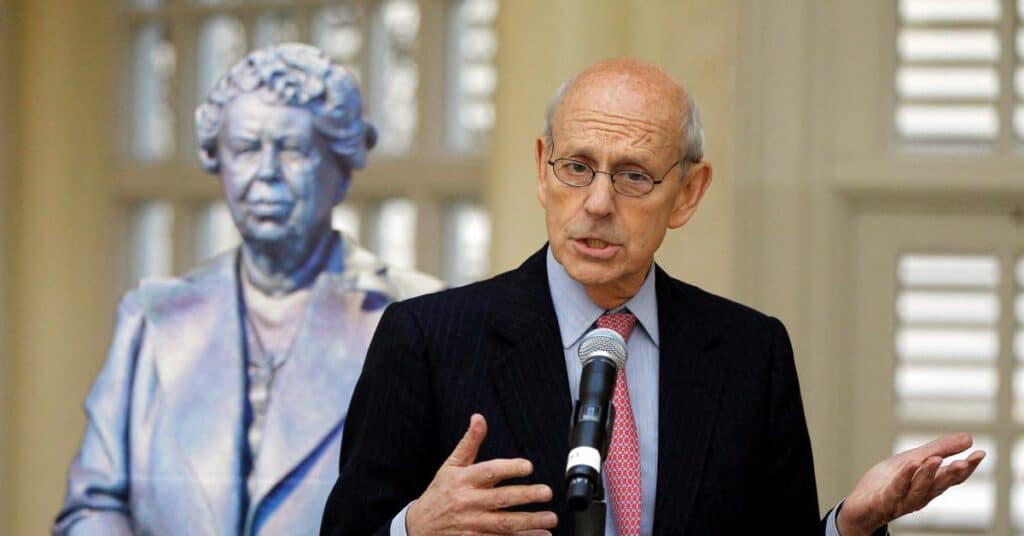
[
  {"xmin": 734, "ymin": 0, "xmax": 848, "ymax": 506},
  {"xmin": 0, "ymin": 0, "xmax": 13, "ymax": 528},
  {"xmin": 488, "ymin": 0, "xmax": 737, "ymax": 297},
  {"xmin": 7, "ymin": 0, "xmax": 116, "ymax": 533}
]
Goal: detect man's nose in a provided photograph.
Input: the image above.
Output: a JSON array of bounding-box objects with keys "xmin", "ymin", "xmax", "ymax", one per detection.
[
  {"xmin": 582, "ymin": 171, "xmax": 616, "ymax": 217},
  {"xmin": 256, "ymin": 144, "xmax": 280, "ymax": 181}
]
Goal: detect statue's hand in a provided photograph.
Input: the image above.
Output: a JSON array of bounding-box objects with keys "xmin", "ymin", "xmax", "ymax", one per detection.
[{"xmin": 837, "ymin": 433, "xmax": 985, "ymax": 536}]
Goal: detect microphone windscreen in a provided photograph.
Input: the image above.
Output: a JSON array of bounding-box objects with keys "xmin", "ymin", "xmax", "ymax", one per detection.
[{"xmin": 577, "ymin": 328, "xmax": 627, "ymax": 369}]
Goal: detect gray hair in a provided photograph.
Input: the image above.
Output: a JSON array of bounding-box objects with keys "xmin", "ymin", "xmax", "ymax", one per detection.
[
  {"xmin": 542, "ymin": 76, "xmax": 704, "ymax": 167},
  {"xmin": 195, "ymin": 43, "xmax": 377, "ymax": 174}
]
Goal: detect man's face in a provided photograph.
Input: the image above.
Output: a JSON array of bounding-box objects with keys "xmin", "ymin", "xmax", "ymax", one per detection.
[
  {"xmin": 536, "ymin": 69, "xmax": 710, "ymax": 302},
  {"xmin": 218, "ymin": 89, "xmax": 346, "ymax": 246}
]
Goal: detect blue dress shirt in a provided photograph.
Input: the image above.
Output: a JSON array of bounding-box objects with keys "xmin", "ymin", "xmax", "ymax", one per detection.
[{"xmin": 546, "ymin": 248, "xmax": 660, "ymax": 535}]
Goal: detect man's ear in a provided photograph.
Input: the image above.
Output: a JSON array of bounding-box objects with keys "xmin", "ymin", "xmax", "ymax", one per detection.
[
  {"xmin": 536, "ymin": 137, "xmax": 548, "ymax": 209},
  {"xmin": 667, "ymin": 161, "xmax": 713, "ymax": 229}
]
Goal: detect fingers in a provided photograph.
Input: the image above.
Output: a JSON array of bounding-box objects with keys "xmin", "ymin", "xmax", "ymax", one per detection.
[
  {"xmin": 888, "ymin": 456, "xmax": 921, "ymax": 499},
  {"xmin": 931, "ymin": 450, "xmax": 987, "ymax": 493},
  {"xmin": 903, "ymin": 456, "xmax": 942, "ymax": 511},
  {"xmin": 466, "ymin": 511, "xmax": 558, "ymax": 534},
  {"xmin": 467, "ymin": 484, "xmax": 553, "ymax": 510},
  {"xmin": 465, "ymin": 458, "xmax": 536, "ymax": 487},
  {"xmin": 446, "ymin": 413, "xmax": 488, "ymax": 467},
  {"xmin": 905, "ymin": 432, "xmax": 973, "ymax": 460}
]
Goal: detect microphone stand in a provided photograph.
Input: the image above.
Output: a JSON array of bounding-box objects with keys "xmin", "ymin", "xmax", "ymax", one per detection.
[
  {"xmin": 571, "ymin": 400, "xmax": 615, "ymax": 536},
  {"xmin": 574, "ymin": 479, "xmax": 606, "ymax": 536}
]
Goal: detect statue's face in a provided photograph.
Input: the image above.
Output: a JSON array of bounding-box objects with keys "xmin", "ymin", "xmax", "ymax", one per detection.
[{"xmin": 217, "ymin": 89, "xmax": 346, "ymax": 246}]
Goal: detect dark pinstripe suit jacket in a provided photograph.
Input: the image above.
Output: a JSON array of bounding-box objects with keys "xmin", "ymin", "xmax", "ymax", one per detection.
[{"xmin": 322, "ymin": 246, "xmax": 830, "ymax": 535}]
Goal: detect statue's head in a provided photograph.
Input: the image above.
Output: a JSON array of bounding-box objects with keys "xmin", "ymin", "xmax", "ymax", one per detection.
[{"xmin": 195, "ymin": 43, "xmax": 376, "ymax": 247}]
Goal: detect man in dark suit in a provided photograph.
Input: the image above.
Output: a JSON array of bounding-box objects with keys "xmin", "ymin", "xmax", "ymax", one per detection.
[{"xmin": 321, "ymin": 59, "xmax": 983, "ymax": 535}]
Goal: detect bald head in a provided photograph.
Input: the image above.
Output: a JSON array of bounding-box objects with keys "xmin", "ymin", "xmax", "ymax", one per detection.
[
  {"xmin": 535, "ymin": 58, "xmax": 715, "ymax": 310},
  {"xmin": 544, "ymin": 58, "xmax": 704, "ymax": 166}
]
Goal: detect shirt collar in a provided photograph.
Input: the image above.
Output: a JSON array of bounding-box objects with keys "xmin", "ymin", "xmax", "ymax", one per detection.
[{"xmin": 546, "ymin": 247, "xmax": 660, "ymax": 349}]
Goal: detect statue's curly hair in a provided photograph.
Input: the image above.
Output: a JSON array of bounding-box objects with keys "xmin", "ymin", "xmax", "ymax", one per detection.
[{"xmin": 195, "ymin": 43, "xmax": 377, "ymax": 174}]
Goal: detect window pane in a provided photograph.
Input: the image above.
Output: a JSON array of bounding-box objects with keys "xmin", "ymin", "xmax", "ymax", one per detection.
[
  {"xmin": 896, "ymin": 327, "xmax": 998, "ymax": 361},
  {"xmin": 895, "ymin": 364, "xmax": 996, "ymax": 422},
  {"xmin": 896, "ymin": 105, "xmax": 999, "ymax": 141},
  {"xmin": 460, "ymin": 26, "xmax": 498, "ymax": 62},
  {"xmin": 897, "ymin": 398, "xmax": 995, "ymax": 421},
  {"xmin": 448, "ymin": 0, "xmax": 499, "ymax": 151},
  {"xmin": 460, "ymin": 63, "xmax": 497, "ymax": 100},
  {"xmin": 254, "ymin": 11, "xmax": 300, "ymax": 49},
  {"xmin": 133, "ymin": 24, "xmax": 176, "ymax": 161},
  {"xmin": 371, "ymin": 0, "xmax": 420, "ymax": 155},
  {"xmin": 197, "ymin": 15, "xmax": 247, "ymax": 101},
  {"xmin": 195, "ymin": 202, "xmax": 238, "ymax": 261},
  {"xmin": 313, "ymin": 4, "xmax": 365, "ymax": 81},
  {"xmin": 896, "ymin": 291, "xmax": 999, "ymax": 324},
  {"xmin": 444, "ymin": 200, "xmax": 491, "ymax": 286},
  {"xmin": 898, "ymin": 29, "xmax": 1000, "ymax": 62},
  {"xmin": 373, "ymin": 198, "xmax": 417, "ymax": 269},
  {"xmin": 132, "ymin": 202, "xmax": 175, "ymax": 281},
  {"xmin": 895, "ymin": 365, "xmax": 997, "ymax": 400},
  {"xmin": 897, "ymin": 67, "xmax": 998, "ymax": 99},
  {"xmin": 899, "ymin": 0, "xmax": 1000, "ymax": 22},
  {"xmin": 898, "ymin": 254, "xmax": 999, "ymax": 288}
]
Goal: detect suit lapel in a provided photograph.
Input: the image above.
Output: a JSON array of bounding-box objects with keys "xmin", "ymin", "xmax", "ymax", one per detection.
[
  {"xmin": 651, "ymin": 267, "xmax": 727, "ymax": 534},
  {"xmin": 146, "ymin": 253, "xmax": 246, "ymax": 535},
  {"xmin": 487, "ymin": 247, "xmax": 575, "ymax": 528}
]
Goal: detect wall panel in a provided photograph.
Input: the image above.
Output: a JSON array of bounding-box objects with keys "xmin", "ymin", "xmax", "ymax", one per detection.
[
  {"xmin": 0, "ymin": 0, "xmax": 13, "ymax": 531},
  {"xmin": 9, "ymin": 0, "xmax": 116, "ymax": 532}
]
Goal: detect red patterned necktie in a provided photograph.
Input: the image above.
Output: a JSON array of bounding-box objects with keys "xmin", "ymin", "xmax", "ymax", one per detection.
[{"xmin": 595, "ymin": 312, "xmax": 641, "ymax": 536}]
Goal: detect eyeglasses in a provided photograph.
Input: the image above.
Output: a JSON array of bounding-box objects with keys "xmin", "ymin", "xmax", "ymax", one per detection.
[{"xmin": 546, "ymin": 143, "xmax": 686, "ymax": 197}]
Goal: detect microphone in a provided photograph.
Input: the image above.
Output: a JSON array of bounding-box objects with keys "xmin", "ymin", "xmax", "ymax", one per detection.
[{"xmin": 565, "ymin": 327, "xmax": 627, "ymax": 512}]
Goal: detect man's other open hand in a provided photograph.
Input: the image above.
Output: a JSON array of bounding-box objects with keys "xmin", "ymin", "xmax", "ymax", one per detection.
[{"xmin": 837, "ymin": 432, "xmax": 986, "ymax": 536}]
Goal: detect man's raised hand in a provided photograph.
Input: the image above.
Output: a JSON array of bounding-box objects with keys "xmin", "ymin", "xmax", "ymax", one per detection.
[
  {"xmin": 405, "ymin": 414, "xmax": 559, "ymax": 536},
  {"xmin": 837, "ymin": 432, "xmax": 986, "ymax": 536}
]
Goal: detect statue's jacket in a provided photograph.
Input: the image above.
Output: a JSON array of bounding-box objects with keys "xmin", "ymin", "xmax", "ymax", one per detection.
[{"xmin": 53, "ymin": 231, "xmax": 444, "ymax": 536}]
